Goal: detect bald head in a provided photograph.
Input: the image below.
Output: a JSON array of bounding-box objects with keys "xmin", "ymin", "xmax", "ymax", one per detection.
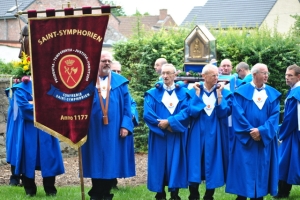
[
  {"xmin": 154, "ymin": 58, "xmax": 168, "ymax": 74},
  {"xmin": 111, "ymin": 61, "xmax": 122, "ymax": 74},
  {"xmin": 219, "ymin": 59, "xmax": 232, "ymax": 75}
]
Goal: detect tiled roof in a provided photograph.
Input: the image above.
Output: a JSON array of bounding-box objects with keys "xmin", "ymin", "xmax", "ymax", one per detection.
[
  {"xmin": 181, "ymin": 0, "xmax": 278, "ymax": 28},
  {"xmin": 0, "ymin": 0, "xmax": 35, "ymax": 18}
]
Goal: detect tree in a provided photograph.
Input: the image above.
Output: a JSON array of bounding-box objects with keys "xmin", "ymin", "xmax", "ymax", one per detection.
[
  {"xmin": 102, "ymin": 1, "xmax": 126, "ymax": 16},
  {"xmin": 291, "ymin": 14, "xmax": 300, "ymax": 37}
]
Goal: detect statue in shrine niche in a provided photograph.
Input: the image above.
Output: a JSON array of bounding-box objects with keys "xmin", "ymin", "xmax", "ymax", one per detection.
[{"xmin": 192, "ymin": 38, "xmax": 202, "ymax": 58}]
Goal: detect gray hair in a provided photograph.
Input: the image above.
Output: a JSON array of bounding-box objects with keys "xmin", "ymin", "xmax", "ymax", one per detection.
[
  {"xmin": 236, "ymin": 62, "xmax": 250, "ymax": 71},
  {"xmin": 161, "ymin": 63, "xmax": 176, "ymax": 73},
  {"xmin": 251, "ymin": 63, "xmax": 268, "ymax": 75},
  {"xmin": 101, "ymin": 50, "xmax": 113, "ymax": 59},
  {"xmin": 202, "ymin": 64, "xmax": 218, "ymax": 74},
  {"xmin": 287, "ymin": 64, "xmax": 300, "ymax": 75}
]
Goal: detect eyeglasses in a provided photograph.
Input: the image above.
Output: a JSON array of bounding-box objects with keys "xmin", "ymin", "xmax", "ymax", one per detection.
[
  {"xmin": 258, "ymin": 71, "xmax": 270, "ymax": 76},
  {"xmin": 112, "ymin": 70, "xmax": 121, "ymax": 74},
  {"xmin": 100, "ymin": 60, "xmax": 112, "ymax": 63},
  {"xmin": 161, "ymin": 72, "xmax": 175, "ymax": 76}
]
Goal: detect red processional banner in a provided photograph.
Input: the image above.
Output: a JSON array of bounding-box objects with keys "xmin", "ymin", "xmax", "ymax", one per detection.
[{"xmin": 29, "ymin": 10, "xmax": 109, "ymax": 149}]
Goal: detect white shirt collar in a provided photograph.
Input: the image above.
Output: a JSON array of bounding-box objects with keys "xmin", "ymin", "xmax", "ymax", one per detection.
[
  {"xmin": 251, "ymin": 81, "xmax": 265, "ymax": 90},
  {"xmin": 163, "ymin": 83, "xmax": 175, "ymax": 91},
  {"xmin": 291, "ymin": 81, "xmax": 300, "ymax": 90},
  {"xmin": 203, "ymin": 83, "xmax": 216, "ymax": 93}
]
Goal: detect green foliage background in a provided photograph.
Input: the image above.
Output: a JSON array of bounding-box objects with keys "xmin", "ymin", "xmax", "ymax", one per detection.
[{"xmin": 113, "ymin": 22, "xmax": 300, "ymax": 152}]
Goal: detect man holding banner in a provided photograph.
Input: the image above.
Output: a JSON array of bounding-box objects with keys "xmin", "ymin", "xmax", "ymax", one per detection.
[{"xmin": 81, "ymin": 51, "xmax": 135, "ymax": 200}]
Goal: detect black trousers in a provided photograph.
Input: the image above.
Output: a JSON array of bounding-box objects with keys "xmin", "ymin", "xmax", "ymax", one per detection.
[
  {"xmin": 277, "ymin": 180, "xmax": 292, "ymax": 196},
  {"xmin": 236, "ymin": 195, "xmax": 263, "ymax": 200},
  {"xmin": 88, "ymin": 178, "xmax": 114, "ymax": 199},
  {"xmin": 9, "ymin": 165, "xmax": 22, "ymax": 185},
  {"xmin": 23, "ymin": 175, "xmax": 56, "ymax": 195}
]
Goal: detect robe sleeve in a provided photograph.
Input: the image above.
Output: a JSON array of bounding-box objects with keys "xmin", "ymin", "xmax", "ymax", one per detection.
[
  {"xmin": 188, "ymin": 90, "xmax": 206, "ymax": 118},
  {"xmin": 130, "ymin": 96, "xmax": 139, "ymax": 127},
  {"xmin": 216, "ymin": 92, "xmax": 232, "ymax": 119},
  {"xmin": 232, "ymin": 95, "xmax": 254, "ymax": 145},
  {"xmin": 143, "ymin": 93, "xmax": 165, "ymax": 137},
  {"xmin": 257, "ymin": 98, "xmax": 280, "ymax": 147},
  {"xmin": 14, "ymin": 88, "xmax": 33, "ymax": 121},
  {"xmin": 278, "ymin": 98, "xmax": 298, "ymax": 140},
  {"xmin": 120, "ymin": 84, "xmax": 134, "ymax": 134}
]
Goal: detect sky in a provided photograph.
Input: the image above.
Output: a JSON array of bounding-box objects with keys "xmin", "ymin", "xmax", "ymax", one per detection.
[{"xmin": 114, "ymin": 0, "xmax": 208, "ymax": 25}]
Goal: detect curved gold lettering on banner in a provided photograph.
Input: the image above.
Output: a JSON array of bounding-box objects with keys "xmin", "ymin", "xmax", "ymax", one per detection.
[
  {"xmin": 58, "ymin": 55, "xmax": 84, "ymax": 89},
  {"xmin": 37, "ymin": 29, "xmax": 103, "ymax": 45}
]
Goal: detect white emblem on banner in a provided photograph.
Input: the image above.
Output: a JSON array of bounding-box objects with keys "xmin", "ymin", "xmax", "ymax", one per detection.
[
  {"xmin": 252, "ymin": 89, "xmax": 268, "ymax": 110},
  {"xmin": 162, "ymin": 91, "xmax": 179, "ymax": 114},
  {"xmin": 203, "ymin": 93, "xmax": 216, "ymax": 116}
]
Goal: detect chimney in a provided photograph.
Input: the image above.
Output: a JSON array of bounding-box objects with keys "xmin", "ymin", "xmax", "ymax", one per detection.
[{"xmin": 159, "ymin": 9, "xmax": 167, "ymax": 20}]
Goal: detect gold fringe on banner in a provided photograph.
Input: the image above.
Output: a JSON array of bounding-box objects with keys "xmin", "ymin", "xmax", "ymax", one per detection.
[{"xmin": 34, "ymin": 121, "xmax": 87, "ymax": 150}]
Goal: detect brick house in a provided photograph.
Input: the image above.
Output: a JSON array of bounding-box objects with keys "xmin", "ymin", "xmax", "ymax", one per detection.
[
  {"xmin": 117, "ymin": 9, "xmax": 178, "ymax": 38},
  {"xmin": 0, "ymin": 1, "xmax": 177, "ymax": 62},
  {"xmin": 0, "ymin": 0, "xmax": 125, "ymax": 50}
]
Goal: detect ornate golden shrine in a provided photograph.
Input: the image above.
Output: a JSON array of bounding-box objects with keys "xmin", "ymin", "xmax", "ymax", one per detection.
[{"xmin": 184, "ymin": 25, "xmax": 216, "ymax": 72}]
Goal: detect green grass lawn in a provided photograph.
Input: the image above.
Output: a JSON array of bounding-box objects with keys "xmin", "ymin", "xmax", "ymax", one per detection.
[{"xmin": 0, "ymin": 184, "xmax": 299, "ymax": 199}]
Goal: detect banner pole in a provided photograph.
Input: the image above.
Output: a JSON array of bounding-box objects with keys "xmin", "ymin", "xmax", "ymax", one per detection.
[
  {"xmin": 78, "ymin": 147, "xmax": 85, "ymax": 200},
  {"xmin": 16, "ymin": 5, "xmax": 120, "ymax": 15}
]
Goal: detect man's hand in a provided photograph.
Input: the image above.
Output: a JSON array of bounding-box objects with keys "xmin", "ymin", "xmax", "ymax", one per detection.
[
  {"xmin": 193, "ymin": 82, "xmax": 201, "ymax": 97},
  {"xmin": 250, "ymin": 128, "xmax": 261, "ymax": 141},
  {"xmin": 216, "ymin": 82, "xmax": 225, "ymax": 94},
  {"xmin": 120, "ymin": 128, "xmax": 129, "ymax": 138},
  {"xmin": 157, "ymin": 119, "xmax": 169, "ymax": 130}
]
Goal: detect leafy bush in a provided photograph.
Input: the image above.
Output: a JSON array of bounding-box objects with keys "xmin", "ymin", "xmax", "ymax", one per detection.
[{"xmin": 0, "ymin": 60, "xmax": 14, "ymax": 75}]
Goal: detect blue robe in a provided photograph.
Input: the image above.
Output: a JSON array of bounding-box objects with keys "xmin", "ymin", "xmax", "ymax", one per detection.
[
  {"xmin": 226, "ymin": 83, "xmax": 281, "ymax": 198},
  {"xmin": 13, "ymin": 81, "xmax": 65, "ymax": 178},
  {"xmin": 5, "ymin": 86, "xmax": 19, "ymax": 166},
  {"xmin": 236, "ymin": 74, "xmax": 253, "ymax": 88},
  {"xmin": 187, "ymin": 86, "xmax": 232, "ymax": 189},
  {"xmin": 278, "ymin": 84, "xmax": 300, "ymax": 184},
  {"xmin": 143, "ymin": 82, "xmax": 190, "ymax": 192},
  {"xmin": 81, "ymin": 73, "xmax": 135, "ymax": 179}
]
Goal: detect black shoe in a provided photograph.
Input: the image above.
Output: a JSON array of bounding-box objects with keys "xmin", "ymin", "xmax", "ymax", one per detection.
[
  {"xmin": 46, "ymin": 193, "xmax": 56, "ymax": 196},
  {"xmin": 26, "ymin": 193, "xmax": 36, "ymax": 197},
  {"xmin": 90, "ymin": 197, "xmax": 101, "ymax": 200}
]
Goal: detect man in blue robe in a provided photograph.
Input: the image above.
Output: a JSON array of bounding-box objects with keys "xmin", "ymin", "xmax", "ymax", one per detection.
[
  {"xmin": 273, "ymin": 64, "xmax": 300, "ymax": 199},
  {"xmin": 154, "ymin": 58, "xmax": 168, "ymax": 81},
  {"xmin": 5, "ymin": 81, "xmax": 22, "ymax": 186},
  {"xmin": 110, "ymin": 61, "xmax": 139, "ymax": 189},
  {"xmin": 13, "ymin": 78, "xmax": 65, "ymax": 197},
  {"xmin": 235, "ymin": 62, "xmax": 252, "ymax": 87},
  {"xmin": 226, "ymin": 63, "xmax": 281, "ymax": 200},
  {"xmin": 144, "ymin": 63, "xmax": 190, "ymax": 200},
  {"xmin": 187, "ymin": 64, "xmax": 232, "ymax": 200},
  {"xmin": 81, "ymin": 51, "xmax": 134, "ymax": 200}
]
